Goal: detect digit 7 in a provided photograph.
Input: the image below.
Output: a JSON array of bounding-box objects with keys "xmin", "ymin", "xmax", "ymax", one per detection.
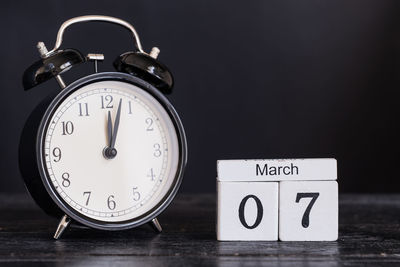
[{"xmin": 295, "ymin": 192, "xmax": 319, "ymax": 228}]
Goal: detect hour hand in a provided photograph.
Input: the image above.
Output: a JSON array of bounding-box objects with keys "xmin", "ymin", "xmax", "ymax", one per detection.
[
  {"xmin": 107, "ymin": 110, "xmax": 112, "ymax": 147},
  {"xmin": 104, "ymin": 100, "xmax": 122, "ymax": 159},
  {"xmin": 104, "ymin": 110, "xmax": 117, "ymax": 159}
]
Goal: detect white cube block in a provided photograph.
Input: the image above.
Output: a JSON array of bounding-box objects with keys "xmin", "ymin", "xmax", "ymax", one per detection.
[
  {"xmin": 279, "ymin": 181, "xmax": 338, "ymax": 241},
  {"xmin": 217, "ymin": 158, "xmax": 337, "ymax": 182},
  {"xmin": 217, "ymin": 181, "xmax": 278, "ymax": 241}
]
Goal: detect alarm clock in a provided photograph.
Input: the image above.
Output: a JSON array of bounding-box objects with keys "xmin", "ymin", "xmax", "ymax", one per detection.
[{"xmin": 19, "ymin": 15, "xmax": 187, "ymax": 239}]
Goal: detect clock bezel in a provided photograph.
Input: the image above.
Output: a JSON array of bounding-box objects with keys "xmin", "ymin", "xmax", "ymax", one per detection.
[{"xmin": 36, "ymin": 72, "xmax": 187, "ymax": 230}]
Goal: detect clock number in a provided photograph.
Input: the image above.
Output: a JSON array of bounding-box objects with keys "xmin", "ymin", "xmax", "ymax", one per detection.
[
  {"xmin": 61, "ymin": 172, "xmax": 70, "ymax": 187},
  {"xmin": 145, "ymin": 118, "xmax": 153, "ymax": 131},
  {"xmin": 147, "ymin": 168, "xmax": 156, "ymax": 181},
  {"xmin": 132, "ymin": 187, "xmax": 141, "ymax": 201},
  {"xmin": 128, "ymin": 101, "xmax": 133, "ymax": 114},
  {"xmin": 153, "ymin": 143, "xmax": 162, "ymax": 157},
  {"xmin": 78, "ymin": 102, "xmax": 89, "ymax": 116},
  {"xmin": 295, "ymin": 192, "xmax": 320, "ymax": 228},
  {"xmin": 61, "ymin": 121, "xmax": 74, "ymax": 135},
  {"xmin": 107, "ymin": 195, "xmax": 116, "ymax": 210},
  {"xmin": 101, "ymin": 95, "xmax": 113, "ymax": 109},
  {"xmin": 238, "ymin": 195, "xmax": 263, "ymax": 229},
  {"xmin": 83, "ymin": 191, "xmax": 91, "ymax": 206},
  {"xmin": 52, "ymin": 147, "xmax": 61, "ymax": 162}
]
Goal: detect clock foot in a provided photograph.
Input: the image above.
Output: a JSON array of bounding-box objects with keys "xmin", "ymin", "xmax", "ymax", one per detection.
[
  {"xmin": 54, "ymin": 214, "xmax": 71, "ymax": 240},
  {"xmin": 150, "ymin": 218, "xmax": 162, "ymax": 233}
]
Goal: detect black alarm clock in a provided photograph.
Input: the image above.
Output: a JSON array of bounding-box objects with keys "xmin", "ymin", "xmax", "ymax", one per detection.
[{"xmin": 19, "ymin": 15, "xmax": 187, "ymax": 239}]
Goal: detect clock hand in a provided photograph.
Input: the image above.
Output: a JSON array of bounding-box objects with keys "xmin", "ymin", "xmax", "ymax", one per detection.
[
  {"xmin": 110, "ymin": 98, "xmax": 122, "ymax": 149},
  {"xmin": 107, "ymin": 110, "xmax": 113, "ymax": 147},
  {"xmin": 104, "ymin": 108, "xmax": 118, "ymax": 159}
]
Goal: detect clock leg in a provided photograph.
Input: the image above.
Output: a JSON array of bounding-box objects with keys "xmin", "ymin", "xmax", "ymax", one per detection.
[
  {"xmin": 54, "ymin": 214, "xmax": 71, "ymax": 240},
  {"xmin": 150, "ymin": 218, "xmax": 162, "ymax": 233}
]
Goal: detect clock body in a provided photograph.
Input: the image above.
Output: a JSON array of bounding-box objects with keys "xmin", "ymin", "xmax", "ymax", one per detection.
[{"xmin": 19, "ymin": 72, "xmax": 187, "ymax": 230}]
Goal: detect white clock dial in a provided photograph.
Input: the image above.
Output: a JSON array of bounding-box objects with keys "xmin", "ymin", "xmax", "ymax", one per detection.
[{"xmin": 42, "ymin": 80, "xmax": 180, "ymax": 222}]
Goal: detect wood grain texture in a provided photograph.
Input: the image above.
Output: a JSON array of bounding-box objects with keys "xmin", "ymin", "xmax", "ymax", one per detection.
[{"xmin": 0, "ymin": 193, "xmax": 399, "ymax": 266}]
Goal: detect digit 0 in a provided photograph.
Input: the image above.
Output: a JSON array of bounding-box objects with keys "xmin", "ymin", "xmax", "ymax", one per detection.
[{"xmin": 238, "ymin": 195, "xmax": 263, "ymax": 229}]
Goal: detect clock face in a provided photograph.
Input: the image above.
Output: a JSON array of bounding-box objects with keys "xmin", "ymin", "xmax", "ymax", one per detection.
[{"xmin": 39, "ymin": 77, "xmax": 182, "ymax": 225}]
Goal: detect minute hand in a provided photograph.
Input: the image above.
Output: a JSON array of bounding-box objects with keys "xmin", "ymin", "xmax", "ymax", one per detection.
[{"xmin": 110, "ymin": 98, "xmax": 122, "ymax": 148}]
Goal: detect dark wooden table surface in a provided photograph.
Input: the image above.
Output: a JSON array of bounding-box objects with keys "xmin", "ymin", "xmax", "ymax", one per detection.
[{"xmin": 0, "ymin": 193, "xmax": 399, "ymax": 266}]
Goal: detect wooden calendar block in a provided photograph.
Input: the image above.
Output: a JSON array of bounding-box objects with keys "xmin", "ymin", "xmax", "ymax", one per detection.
[
  {"xmin": 217, "ymin": 159, "xmax": 337, "ymax": 182},
  {"xmin": 217, "ymin": 181, "xmax": 278, "ymax": 241},
  {"xmin": 279, "ymin": 181, "xmax": 338, "ymax": 241}
]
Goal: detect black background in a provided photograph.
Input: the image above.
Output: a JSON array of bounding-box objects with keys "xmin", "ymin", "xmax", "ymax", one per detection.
[{"xmin": 1, "ymin": 0, "xmax": 399, "ymax": 193}]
